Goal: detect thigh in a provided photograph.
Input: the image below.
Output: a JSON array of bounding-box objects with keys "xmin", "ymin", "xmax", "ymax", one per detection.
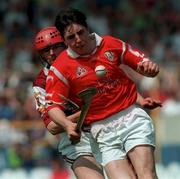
[
  {"xmin": 128, "ymin": 145, "xmax": 156, "ymax": 174},
  {"xmin": 72, "ymin": 155, "xmax": 104, "ymax": 179},
  {"xmin": 105, "ymin": 158, "xmax": 137, "ymax": 179}
]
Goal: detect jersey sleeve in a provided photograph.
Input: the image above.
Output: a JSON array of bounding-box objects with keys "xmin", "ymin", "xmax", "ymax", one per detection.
[
  {"xmin": 107, "ymin": 36, "xmax": 149, "ymax": 70},
  {"xmin": 122, "ymin": 43, "xmax": 148, "ymax": 70},
  {"xmin": 42, "ymin": 111, "xmax": 52, "ymax": 127}
]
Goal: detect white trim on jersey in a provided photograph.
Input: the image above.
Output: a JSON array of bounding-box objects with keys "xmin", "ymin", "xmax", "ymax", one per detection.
[
  {"xmin": 120, "ymin": 41, "xmax": 126, "ymax": 63},
  {"xmin": 43, "ymin": 67, "xmax": 49, "ymax": 76},
  {"xmin": 50, "ymin": 66, "xmax": 69, "ymax": 86},
  {"xmin": 33, "ymin": 86, "xmax": 46, "ymax": 96},
  {"xmin": 33, "ymin": 86, "xmax": 46, "ymax": 109}
]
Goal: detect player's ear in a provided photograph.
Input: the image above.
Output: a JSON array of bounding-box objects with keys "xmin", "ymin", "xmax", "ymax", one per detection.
[
  {"xmin": 63, "ymin": 38, "xmax": 68, "ymax": 46},
  {"xmin": 87, "ymin": 26, "xmax": 90, "ymax": 31},
  {"xmin": 87, "ymin": 27, "xmax": 94, "ymax": 39}
]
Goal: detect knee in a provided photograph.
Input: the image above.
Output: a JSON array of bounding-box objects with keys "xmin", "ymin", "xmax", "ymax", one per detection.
[
  {"xmin": 106, "ymin": 172, "xmax": 137, "ymax": 179},
  {"xmin": 136, "ymin": 167, "xmax": 157, "ymax": 179}
]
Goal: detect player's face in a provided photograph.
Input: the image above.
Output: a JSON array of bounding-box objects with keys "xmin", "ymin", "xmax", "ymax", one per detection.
[
  {"xmin": 39, "ymin": 42, "xmax": 65, "ymax": 65},
  {"xmin": 63, "ymin": 23, "xmax": 95, "ymax": 55}
]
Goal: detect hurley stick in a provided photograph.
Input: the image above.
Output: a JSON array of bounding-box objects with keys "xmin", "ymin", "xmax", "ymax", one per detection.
[
  {"xmin": 71, "ymin": 87, "xmax": 97, "ymax": 144},
  {"xmin": 76, "ymin": 87, "xmax": 97, "ymax": 131}
]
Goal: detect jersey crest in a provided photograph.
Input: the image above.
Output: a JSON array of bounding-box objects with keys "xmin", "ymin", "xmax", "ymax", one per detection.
[
  {"xmin": 76, "ymin": 66, "xmax": 87, "ymax": 77},
  {"xmin": 104, "ymin": 51, "xmax": 114, "ymax": 61}
]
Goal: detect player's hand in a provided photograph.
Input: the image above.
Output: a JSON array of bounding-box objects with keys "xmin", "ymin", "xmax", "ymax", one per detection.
[
  {"xmin": 140, "ymin": 97, "xmax": 162, "ymax": 110},
  {"xmin": 137, "ymin": 61, "xmax": 159, "ymax": 77},
  {"xmin": 67, "ymin": 111, "xmax": 81, "ymax": 123},
  {"xmin": 65, "ymin": 121, "xmax": 81, "ymax": 143}
]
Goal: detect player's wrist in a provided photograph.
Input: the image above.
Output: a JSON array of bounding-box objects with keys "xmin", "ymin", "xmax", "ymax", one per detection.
[{"xmin": 63, "ymin": 120, "xmax": 74, "ymax": 130}]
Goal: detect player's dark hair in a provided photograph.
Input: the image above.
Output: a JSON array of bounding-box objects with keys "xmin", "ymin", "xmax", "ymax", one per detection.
[{"xmin": 55, "ymin": 8, "xmax": 88, "ymax": 38}]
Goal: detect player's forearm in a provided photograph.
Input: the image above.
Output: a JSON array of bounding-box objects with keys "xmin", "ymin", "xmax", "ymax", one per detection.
[
  {"xmin": 136, "ymin": 92, "xmax": 144, "ymax": 106},
  {"xmin": 120, "ymin": 64, "xmax": 140, "ymax": 83},
  {"xmin": 122, "ymin": 44, "xmax": 159, "ymax": 77},
  {"xmin": 47, "ymin": 121, "xmax": 64, "ymax": 135},
  {"xmin": 67, "ymin": 111, "xmax": 81, "ymax": 122},
  {"xmin": 47, "ymin": 111, "xmax": 81, "ymax": 135},
  {"xmin": 136, "ymin": 93, "xmax": 162, "ymax": 110},
  {"xmin": 48, "ymin": 107, "xmax": 72, "ymax": 130}
]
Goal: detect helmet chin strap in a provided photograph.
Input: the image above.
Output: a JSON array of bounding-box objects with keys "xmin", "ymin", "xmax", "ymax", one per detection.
[
  {"xmin": 45, "ymin": 62, "xmax": 51, "ymax": 69},
  {"xmin": 40, "ymin": 56, "xmax": 51, "ymax": 69}
]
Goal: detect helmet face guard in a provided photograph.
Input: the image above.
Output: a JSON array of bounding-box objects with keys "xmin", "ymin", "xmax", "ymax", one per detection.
[{"xmin": 34, "ymin": 26, "xmax": 64, "ymax": 51}]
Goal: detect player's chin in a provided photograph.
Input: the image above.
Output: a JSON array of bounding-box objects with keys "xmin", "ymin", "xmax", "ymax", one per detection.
[
  {"xmin": 76, "ymin": 49, "xmax": 87, "ymax": 55},
  {"xmin": 75, "ymin": 44, "xmax": 86, "ymax": 51}
]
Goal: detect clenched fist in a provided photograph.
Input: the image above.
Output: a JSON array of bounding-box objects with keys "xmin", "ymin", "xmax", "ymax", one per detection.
[{"xmin": 137, "ymin": 60, "xmax": 159, "ymax": 77}]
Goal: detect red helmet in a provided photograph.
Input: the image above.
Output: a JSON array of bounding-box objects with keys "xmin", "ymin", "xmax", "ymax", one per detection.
[{"xmin": 34, "ymin": 27, "xmax": 63, "ymax": 51}]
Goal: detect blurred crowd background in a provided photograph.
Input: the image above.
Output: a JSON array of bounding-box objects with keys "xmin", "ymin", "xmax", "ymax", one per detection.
[{"xmin": 0, "ymin": 0, "xmax": 179, "ymax": 178}]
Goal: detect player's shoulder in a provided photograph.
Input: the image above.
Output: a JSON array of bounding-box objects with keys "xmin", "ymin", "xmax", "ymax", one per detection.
[
  {"xmin": 102, "ymin": 35, "xmax": 117, "ymax": 41},
  {"xmin": 51, "ymin": 50, "xmax": 69, "ymax": 68},
  {"xmin": 33, "ymin": 68, "xmax": 46, "ymax": 88},
  {"xmin": 102, "ymin": 35, "xmax": 123, "ymax": 43},
  {"xmin": 102, "ymin": 35, "xmax": 124, "ymax": 48}
]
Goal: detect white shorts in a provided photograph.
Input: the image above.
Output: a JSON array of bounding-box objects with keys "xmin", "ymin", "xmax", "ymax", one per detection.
[
  {"xmin": 90, "ymin": 105, "xmax": 155, "ymax": 166},
  {"xmin": 58, "ymin": 131, "xmax": 99, "ymax": 165}
]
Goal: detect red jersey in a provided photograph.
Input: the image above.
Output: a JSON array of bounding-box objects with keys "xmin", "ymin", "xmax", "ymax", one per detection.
[{"xmin": 46, "ymin": 34, "xmax": 146, "ymax": 124}]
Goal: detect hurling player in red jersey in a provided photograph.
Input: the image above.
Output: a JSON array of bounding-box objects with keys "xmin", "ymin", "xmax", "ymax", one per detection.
[
  {"xmin": 32, "ymin": 27, "xmax": 105, "ymax": 179},
  {"xmin": 33, "ymin": 27, "xmax": 161, "ymax": 179},
  {"xmin": 45, "ymin": 8, "xmax": 161, "ymax": 179}
]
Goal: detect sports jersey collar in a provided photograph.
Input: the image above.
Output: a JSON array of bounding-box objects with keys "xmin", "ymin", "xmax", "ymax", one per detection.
[{"xmin": 67, "ymin": 33, "xmax": 102, "ymax": 58}]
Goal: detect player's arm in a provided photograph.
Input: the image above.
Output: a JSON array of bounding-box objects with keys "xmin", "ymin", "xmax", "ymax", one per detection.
[
  {"xmin": 46, "ymin": 110, "xmax": 80, "ymax": 135},
  {"xmin": 121, "ymin": 43, "xmax": 159, "ymax": 77},
  {"xmin": 32, "ymin": 85, "xmax": 80, "ymax": 135},
  {"xmin": 136, "ymin": 93, "xmax": 162, "ymax": 110},
  {"xmin": 120, "ymin": 65, "xmax": 162, "ymax": 110},
  {"xmin": 48, "ymin": 107, "xmax": 80, "ymax": 141},
  {"xmin": 34, "ymin": 91, "xmax": 80, "ymax": 135},
  {"xmin": 46, "ymin": 121, "xmax": 62, "ymax": 135},
  {"xmin": 46, "ymin": 67, "xmax": 80, "ymax": 140},
  {"xmin": 46, "ymin": 98, "xmax": 81, "ymax": 135}
]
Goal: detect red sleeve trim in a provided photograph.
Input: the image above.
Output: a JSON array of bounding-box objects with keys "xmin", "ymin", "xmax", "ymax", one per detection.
[
  {"xmin": 43, "ymin": 104, "xmax": 62, "ymax": 127},
  {"xmin": 46, "ymin": 104, "xmax": 61, "ymax": 112},
  {"xmin": 123, "ymin": 44, "xmax": 144, "ymax": 70},
  {"xmin": 42, "ymin": 112, "xmax": 51, "ymax": 127}
]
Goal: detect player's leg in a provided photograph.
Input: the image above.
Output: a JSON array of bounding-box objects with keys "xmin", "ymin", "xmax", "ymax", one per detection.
[
  {"xmin": 72, "ymin": 155, "xmax": 104, "ymax": 179},
  {"xmin": 104, "ymin": 158, "xmax": 137, "ymax": 179},
  {"xmin": 128, "ymin": 145, "xmax": 158, "ymax": 179},
  {"xmin": 124, "ymin": 107, "xmax": 158, "ymax": 179},
  {"xmin": 89, "ymin": 106, "xmax": 140, "ymax": 179},
  {"xmin": 90, "ymin": 105, "xmax": 156, "ymax": 179},
  {"xmin": 58, "ymin": 132, "xmax": 105, "ymax": 179}
]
